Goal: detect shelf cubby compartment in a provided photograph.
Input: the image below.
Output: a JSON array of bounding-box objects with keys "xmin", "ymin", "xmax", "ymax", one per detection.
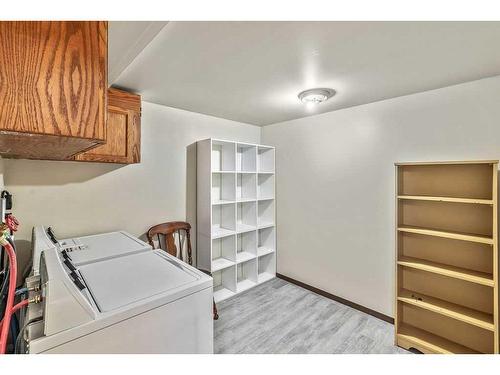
[
  {"xmin": 258, "ymin": 199, "xmax": 275, "ymax": 228},
  {"xmin": 212, "ymin": 203, "xmax": 236, "ymax": 238},
  {"xmin": 212, "ymin": 235, "xmax": 236, "ymax": 272},
  {"xmin": 237, "ymin": 173, "xmax": 256, "ymax": 202},
  {"xmin": 258, "ymin": 252, "xmax": 276, "ymax": 283},
  {"xmin": 258, "ymin": 146, "xmax": 275, "ymax": 173},
  {"xmin": 212, "ymin": 172, "xmax": 236, "ymax": 204},
  {"xmin": 237, "ymin": 231, "xmax": 257, "ymax": 263},
  {"xmin": 399, "ymin": 303, "xmax": 493, "ymax": 353},
  {"xmin": 236, "ymin": 201, "xmax": 257, "ymax": 233},
  {"xmin": 236, "ymin": 143, "xmax": 257, "ymax": 172},
  {"xmin": 211, "ymin": 140, "xmax": 235, "ymax": 172},
  {"xmin": 237, "ymin": 258, "xmax": 258, "ymax": 292},
  {"xmin": 258, "ymin": 226, "xmax": 275, "ymax": 257},
  {"xmin": 213, "ymin": 266, "xmax": 237, "ymax": 303},
  {"xmin": 257, "ymin": 173, "xmax": 274, "ymax": 200}
]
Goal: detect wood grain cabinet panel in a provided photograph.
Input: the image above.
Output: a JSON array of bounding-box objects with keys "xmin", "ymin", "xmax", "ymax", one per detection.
[
  {"xmin": 0, "ymin": 21, "xmax": 107, "ymax": 160},
  {"xmin": 75, "ymin": 88, "xmax": 141, "ymax": 164}
]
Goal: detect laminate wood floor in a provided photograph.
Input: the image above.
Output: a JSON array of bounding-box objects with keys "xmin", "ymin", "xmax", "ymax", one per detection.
[{"xmin": 214, "ymin": 278, "xmax": 409, "ymax": 354}]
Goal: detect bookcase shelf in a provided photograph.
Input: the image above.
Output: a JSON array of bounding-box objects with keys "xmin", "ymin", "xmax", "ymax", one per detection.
[
  {"xmin": 257, "ymin": 247, "xmax": 274, "ymax": 257},
  {"xmin": 398, "ymin": 256, "xmax": 494, "ymax": 287},
  {"xmin": 198, "ymin": 138, "xmax": 276, "ymax": 302},
  {"xmin": 397, "ymin": 226, "xmax": 493, "ymax": 245},
  {"xmin": 397, "ymin": 324, "xmax": 479, "ymax": 354},
  {"xmin": 398, "ymin": 289, "xmax": 494, "ymax": 331},
  {"xmin": 236, "ymin": 224, "xmax": 256, "ymax": 234},
  {"xmin": 212, "ymin": 227, "xmax": 235, "ymax": 239},
  {"xmin": 395, "ymin": 160, "xmax": 498, "ymax": 354},
  {"xmin": 398, "ymin": 195, "xmax": 493, "ymax": 205},
  {"xmin": 212, "ymin": 199, "xmax": 235, "ymax": 205},
  {"xmin": 212, "ymin": 257, "xmax": 235, "ymax": 272}
]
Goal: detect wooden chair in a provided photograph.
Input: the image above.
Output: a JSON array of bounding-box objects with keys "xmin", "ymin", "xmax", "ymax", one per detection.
[{"xmin": 146, "ymin": 221, "xmax": 219, "ymax": 320}]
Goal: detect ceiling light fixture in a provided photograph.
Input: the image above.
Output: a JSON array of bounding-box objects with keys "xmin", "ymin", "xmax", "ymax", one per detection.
[{"xmin": 298, "ymin": 88, "xmax": 336, "ymax": 105}]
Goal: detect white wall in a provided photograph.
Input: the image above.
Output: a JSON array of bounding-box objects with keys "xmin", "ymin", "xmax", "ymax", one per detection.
[
  {"xmin": 4, "ymin": 102, "xmax": 260, "ymax": 265},
  {"xmin": 262, "ymin": 76, "xmax": 500, "ymax": 317},
  {"xmin": 5, "ymin": 74, "xmax": 500, "ymax": 317}
]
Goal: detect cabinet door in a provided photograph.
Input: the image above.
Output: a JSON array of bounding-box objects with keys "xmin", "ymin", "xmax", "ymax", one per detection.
[
  {"xmin": 0, "ymin": 21, "xmax": 107, "ymax": 140},
  {"xmin": 75, "ymin": 89, "xmax": 141, "ymax": 164},
  {"xmin": 0, "ymin": 21, "xmax": 107, "ymax": 160}
]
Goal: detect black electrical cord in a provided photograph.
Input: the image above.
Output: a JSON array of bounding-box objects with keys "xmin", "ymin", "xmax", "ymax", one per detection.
[{"xmin": 8, "ymin": 312, "xmax": 19, "ymax": 354}]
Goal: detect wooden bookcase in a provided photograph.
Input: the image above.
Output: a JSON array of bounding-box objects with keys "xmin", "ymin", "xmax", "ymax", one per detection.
[
  {"xmin": 197, "ymin": 139, "xmax": 276, "ymax": 303},
  {"xmin": 395, "ymin": 161, "xmax": 498, "ymax": 354}
]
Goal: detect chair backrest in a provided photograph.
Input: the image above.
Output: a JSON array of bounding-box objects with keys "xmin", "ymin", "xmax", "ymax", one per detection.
[{"xmin": 146, "ymin": 221, "xmax": 193, "ymax": 265}]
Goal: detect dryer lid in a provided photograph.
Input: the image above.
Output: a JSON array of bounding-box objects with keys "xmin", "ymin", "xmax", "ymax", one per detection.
[
  {"xmin": 60, "ymin": 231, "xmax": 151, "ymax": 266},
  {"xmin": 78, "ymin": 250, "xmax": 202, "ymax": 312}
]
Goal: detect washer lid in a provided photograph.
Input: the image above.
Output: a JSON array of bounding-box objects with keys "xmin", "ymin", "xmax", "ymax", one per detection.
[
  {"xmin": 78, "ymin": 251, "xmax": 202, "ymax": 313},
  {"xmin": 60, "ymin": 231, "xmax": 151, "ymax": 266}
]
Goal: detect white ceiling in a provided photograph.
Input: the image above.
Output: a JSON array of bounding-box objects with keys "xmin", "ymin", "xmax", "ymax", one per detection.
[
  {"xmin": 108, "ymin": 21, "xmax": 167, "ymax": 83},
  {"xmin": 110, "ymin": 21, "xmax": 500, "ymax": 126}
]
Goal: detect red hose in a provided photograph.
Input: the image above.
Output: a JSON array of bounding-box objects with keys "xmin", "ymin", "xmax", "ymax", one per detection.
[
  {"xmin": 11, "ymin": 299, "xmax": 29, "ymax": 314},
  {"xmin": 0, "ymin": 299, "xmax": 28, "ymax": 332},
  {"xmin": 0, "ymin": 242, "xmax": 17, "ymax": 354}
]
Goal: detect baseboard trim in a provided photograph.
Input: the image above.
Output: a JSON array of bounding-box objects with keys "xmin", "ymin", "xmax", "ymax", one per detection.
[{"xmin": 276, "ymin": 273, "xmax": 394, "ymax": 324}]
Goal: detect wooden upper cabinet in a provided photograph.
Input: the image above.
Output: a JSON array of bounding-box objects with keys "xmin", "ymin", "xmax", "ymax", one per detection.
[
  {"xmin": 0, "ymin": 21, "xmax": 107, "ymax": 160},
  {"xmin": 75, "ymin": 88, "xmax": 141, "ymax": 164}
]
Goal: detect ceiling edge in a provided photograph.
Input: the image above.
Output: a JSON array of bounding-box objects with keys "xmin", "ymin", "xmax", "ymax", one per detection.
[{"xmin": 109, "ymin": 21, "xmax": 169, "ymax": 84}]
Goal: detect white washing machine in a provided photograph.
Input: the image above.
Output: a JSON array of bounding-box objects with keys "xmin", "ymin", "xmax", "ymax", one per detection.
[{"xmin": 24, "ymin": 226, "xmax": 213, "ymax": 354}]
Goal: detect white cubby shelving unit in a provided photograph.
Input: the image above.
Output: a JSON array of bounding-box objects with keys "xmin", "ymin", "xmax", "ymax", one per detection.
[{"xmin": 197, "ymin": 138, "xmax": 276, "ymax": 303}]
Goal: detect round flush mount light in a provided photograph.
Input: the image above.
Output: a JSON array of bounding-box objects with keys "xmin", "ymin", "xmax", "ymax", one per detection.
[{"xmin": 298, "ymin": 88, "xmax": 336, "ymax": 105}]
